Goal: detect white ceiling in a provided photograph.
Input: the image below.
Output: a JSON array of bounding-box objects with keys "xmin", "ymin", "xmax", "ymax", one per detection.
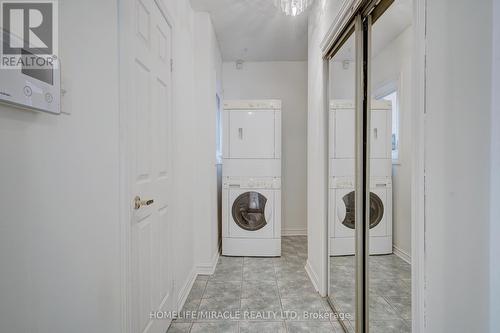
[
  {"xmin": 190, "ymin": 0, "xmax": 309, "ymax": 62},
  {"xmin": 372, "ymin": 0, "xmax": 412, "ymax": 56}
]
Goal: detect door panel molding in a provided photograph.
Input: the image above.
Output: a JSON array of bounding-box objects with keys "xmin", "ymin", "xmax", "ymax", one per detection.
[{"xmin": 118, "ymin": 0, "xmax": 175, "ymax": 332}]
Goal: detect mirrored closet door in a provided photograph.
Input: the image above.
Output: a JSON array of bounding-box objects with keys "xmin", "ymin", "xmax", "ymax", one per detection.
[
  {"xmin": 327, "ymin": 28, "xmax": 358, "ymax": 333},
  {"xmin": 368, "ymin": 1, "xmax": 413, "ymax": 331},
  {"xmin": 326, "ymin": 1, "xmax": 413, "ymax": 332}
]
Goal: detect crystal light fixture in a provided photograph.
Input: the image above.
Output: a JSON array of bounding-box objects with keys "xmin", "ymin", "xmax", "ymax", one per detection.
[{"xmin": 275, "ymin": 0, "xmax": 313, "ymax": 16}]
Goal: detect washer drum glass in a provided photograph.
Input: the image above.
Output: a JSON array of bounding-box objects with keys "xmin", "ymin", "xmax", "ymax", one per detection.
[
  {"xmin": 232, "ymin": 191, "xmax": 268, "ymax": 231},
  {"xmin": 341, "ymin": 191, "xmax": 384, "ymax": 229}
]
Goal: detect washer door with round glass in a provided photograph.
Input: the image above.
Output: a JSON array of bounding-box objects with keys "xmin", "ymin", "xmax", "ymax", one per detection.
[
  {"xmin": 368, "ymin": 188, "xmax": 388, "ymax": 237},
  {"xmin": 229, "ymin": 189, "xmax": 274, "ymax": 238},
  {"xmin": 335, "ymin": 188, "xmax": 387, "ymax": 238},
  {"xmin": 334, "ymin": 188, "xmax": 356, "ymax": 238}
]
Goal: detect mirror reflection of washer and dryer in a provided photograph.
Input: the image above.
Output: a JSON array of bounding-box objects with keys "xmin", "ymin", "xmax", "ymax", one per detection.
[
  {"xmin": 221, "ymin": 98, "xmax": 393, "ymax": 258},
  {"xmin": 329, "ymin": 100, "xmax": 393, "ymax": 255},
  {"xmin": 222, "ymin": 100, "xmax": 282, "ymax": 257}
]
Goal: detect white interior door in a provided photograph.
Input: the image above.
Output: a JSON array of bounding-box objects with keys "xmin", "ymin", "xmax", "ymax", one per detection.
[{"xmin": 126, "ymin": 0, "xmax": 173, "ymax": 332}]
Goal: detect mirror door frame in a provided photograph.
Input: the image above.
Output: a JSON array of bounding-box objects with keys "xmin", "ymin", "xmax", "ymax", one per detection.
[{"xmin": 321, "ymin": 0, "xmax": 427, "ymax": 332}]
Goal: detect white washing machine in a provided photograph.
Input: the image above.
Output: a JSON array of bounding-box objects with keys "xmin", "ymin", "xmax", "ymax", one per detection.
[
  {"xmin": 222, "ymin": 100, "xmax": 282, "ymax": 256},
  {"xmin": 222, "ymin": 176, "xmax": 281, "ymax": 256},
  {"xmin": 329, "ymin": 99, "xmax": 393, "ymax": 255},
  {"xmin": 329, "ymin": 176, "xmax": 393, "ymax": 255}
]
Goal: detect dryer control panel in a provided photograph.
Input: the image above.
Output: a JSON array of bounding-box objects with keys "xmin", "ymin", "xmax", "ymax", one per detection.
[{"xmin": 223, "ymin": 176, "xmax": 281, "ymax": 189}]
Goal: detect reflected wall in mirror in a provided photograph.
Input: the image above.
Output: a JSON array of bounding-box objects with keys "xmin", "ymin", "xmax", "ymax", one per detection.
[
  {"xmin": 369, "ymin": 0, "xmax": 413, "ymax": 332},
  {"xmin": 328, "ymin": 31, "xmax": 357, "ymax": 333}
]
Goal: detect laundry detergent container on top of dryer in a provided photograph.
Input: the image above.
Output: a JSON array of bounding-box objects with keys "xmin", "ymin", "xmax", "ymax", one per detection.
[{"xmin": 222, "ymin": 100, "xmax": 282, "ymax": 257}]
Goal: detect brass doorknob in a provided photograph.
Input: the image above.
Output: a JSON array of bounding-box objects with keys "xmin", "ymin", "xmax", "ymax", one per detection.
[{"xmin": 134, "ymin": 196, "xmax": 154, "ymax": 210}]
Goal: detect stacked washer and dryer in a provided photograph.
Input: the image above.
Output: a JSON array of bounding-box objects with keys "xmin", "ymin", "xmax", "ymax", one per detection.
[
  {"xmin": 222, "ymin": 100, "xmax": 282, "ymax": 257},
  {"xmin": 329, "ymin": 100, "xmax": 393, "ymax": 255}
]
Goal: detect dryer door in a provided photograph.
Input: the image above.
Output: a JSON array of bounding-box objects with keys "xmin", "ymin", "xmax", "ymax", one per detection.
[
  {"xmin": 228, "ymin": 110, "xmax": 276, "ymax": 158},
  {"xmin": 370, "ymin": 109, "xmax": 389, "ymax": 159},
  {"xmin": 229, "ymin": 189, "xmax": 274, "ymax": 238}
]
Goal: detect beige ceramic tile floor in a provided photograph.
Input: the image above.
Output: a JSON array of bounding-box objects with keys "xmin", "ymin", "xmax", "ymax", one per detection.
[{"xmin": 167, "ymin": 236, "xmax": 411, "ymax": 333}]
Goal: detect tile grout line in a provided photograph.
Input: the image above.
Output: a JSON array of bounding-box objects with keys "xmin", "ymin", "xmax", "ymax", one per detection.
[
  {"xmin": 175, "ymin": 237, "xmax": 340, "ymax": 332},
  {"xmin": 274, "ymin": 251, "xmax": 288, "ymax": 332},
  {"xmin": 381, "ymin": 294, "xmax": 411, "ymax": 322},
  {"xmin": 276, "ymin": 247, "xmax": 288, "ymax": 333}
]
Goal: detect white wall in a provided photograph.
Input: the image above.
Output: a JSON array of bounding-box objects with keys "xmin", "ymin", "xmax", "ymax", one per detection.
[
  {"xmin": 161, "ymin": 0, "xmax": 208, "ymax": 309},
  {"xmin": 373, "ymin": 27, "xmax": 413, "ymax": 258},
  {"xmin": 162, "ymin": 0, "xmax": 198, "ymax": 310},
  {"xmin": 193, "ymin": 12, "xmax": 223, "ymax": 272},
  {"xmin": 491, "ymin": 0, "xmax": 500, "ymax": 331},
  {"xmin": 0, "ymin": 1, "xmax": 121, "ymax": 332},
  {"xmin": 222, "ymin": 61, "xmax": 308, "ymax": 236},
  {"xmin": 425, "ymin": 0, "xmax": 492, "ymax": 331},
  {"xmin": 330, "ymin": 60, "xmax": 355, "ymax": 99},
  {"xmin": 308, "ymin": 0, "xmax": 346, "ymax": 294}
]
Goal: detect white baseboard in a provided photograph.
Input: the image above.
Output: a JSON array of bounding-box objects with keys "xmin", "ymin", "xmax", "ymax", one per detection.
[
  {"xmin": 196, "ymin": 250, "xmax": 220, "ymax": 275},
  {"xmin": 305, "ymin": 259, "xmax": 320, "ymax": 292},
  {"xmin": 176, "ymin": 267, "xmax": 197, "ymax": 312},
  {"xmin": 282, "ymin": 228, "xmax": 307, "ymax": 236},
  {"xmin": 178, "ymin": 251, "xmax": 220, "ymax": 312},
  {"xmin": 393, "ymin": 245, "xmax": 411, "ymax": 264}
]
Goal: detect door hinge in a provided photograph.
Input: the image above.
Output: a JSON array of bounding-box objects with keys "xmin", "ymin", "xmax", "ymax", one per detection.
[{"xmin": 170, "ymin": 58, "xmax": 173, "ymax": 72}]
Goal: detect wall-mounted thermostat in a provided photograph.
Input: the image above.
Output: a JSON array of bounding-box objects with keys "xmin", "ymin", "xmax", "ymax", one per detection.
[{"xmin": 0, "ymin": 53, "xmax": 61, "ymax": 115}]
